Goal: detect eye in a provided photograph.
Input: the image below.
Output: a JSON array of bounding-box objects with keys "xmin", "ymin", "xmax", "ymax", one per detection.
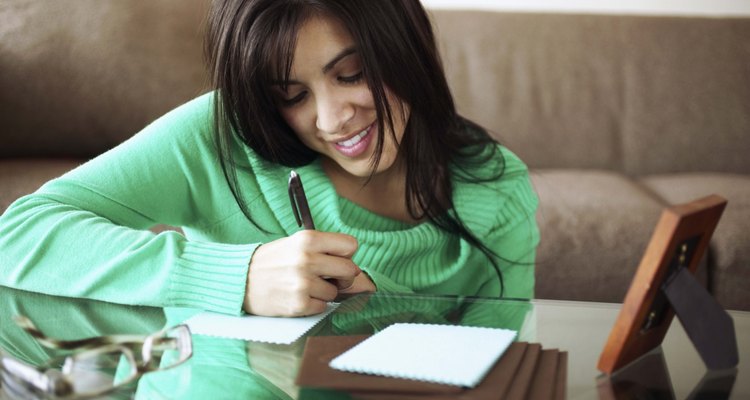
[
  {"xmin": 338, "ymin": 71, "xmax": 364, "ymax": 84},
  {"xmin": 279, "ymin": 91, "xmax": 307, "ymax": 107}
]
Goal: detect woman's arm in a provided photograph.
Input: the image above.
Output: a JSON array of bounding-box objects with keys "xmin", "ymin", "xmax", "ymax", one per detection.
[{"xmin": 0, "ymin": 95, "xmax": 256, "ymax": 315}]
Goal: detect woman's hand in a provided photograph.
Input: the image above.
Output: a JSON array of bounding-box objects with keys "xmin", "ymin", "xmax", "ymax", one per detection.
[
  {"xmin": 243, "ymin": 230, "xmax": 370, "ymax": 317},
  {"xmin": 337, "ymin": 268, "xmax": 377, "ymax": 294}
]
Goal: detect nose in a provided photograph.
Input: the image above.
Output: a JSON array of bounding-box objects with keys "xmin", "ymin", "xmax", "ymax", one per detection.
[{"xmin": 315, "ymin": 91, "xmax": 354, "ymax": 135}]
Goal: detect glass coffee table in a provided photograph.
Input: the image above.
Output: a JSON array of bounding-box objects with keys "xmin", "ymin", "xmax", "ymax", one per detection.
[
  {"xmin": 1, "ymin": 286, "xmax": 747, "ymax": 399},
  {"xmin": 534, "ymin": 299, "xmax": 748, "ymax": 399}
]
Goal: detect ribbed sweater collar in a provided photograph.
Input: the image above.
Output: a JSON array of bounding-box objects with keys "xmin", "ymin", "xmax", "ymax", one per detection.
[{"xmin": 245, "ymin": 150, "xmax": 441, "ymax": 241}]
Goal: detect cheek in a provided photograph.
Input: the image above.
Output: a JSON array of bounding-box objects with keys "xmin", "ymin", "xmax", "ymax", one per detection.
[
  {"xmin": 354, "ymin": 89, "xmax": 376, "ymax": 110},
  {"xmin": 278, "ymin": 107, "xmax": 300, "ymax": 130},
  {"xmin": 279, "ymin": 108, "xmax": 313, "ymax": 141}
]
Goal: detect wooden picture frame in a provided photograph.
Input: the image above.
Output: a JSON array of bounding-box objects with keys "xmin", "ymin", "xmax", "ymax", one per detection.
[{"xmin": 597, "ymin": 194, "xmax": 727, "ymax": 374}]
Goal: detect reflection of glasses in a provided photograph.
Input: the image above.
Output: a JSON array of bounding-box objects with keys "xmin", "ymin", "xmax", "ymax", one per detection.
[{"xmin": 1, "ymin": 315, "xmax": 192, "ymax": 399}]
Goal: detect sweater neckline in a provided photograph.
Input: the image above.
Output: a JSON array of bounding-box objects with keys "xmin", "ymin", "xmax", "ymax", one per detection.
[{"xmin": 246, "ymin": 150, "xmax": 438, "ymax": 238}]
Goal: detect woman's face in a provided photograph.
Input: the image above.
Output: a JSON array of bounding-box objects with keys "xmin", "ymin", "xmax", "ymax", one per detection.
[{"xmin": 272, "ymin": 14, "xmax": 409, "ymax": 181}]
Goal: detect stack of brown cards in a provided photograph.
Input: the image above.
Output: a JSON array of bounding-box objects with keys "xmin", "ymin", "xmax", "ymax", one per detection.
[{"xmin": 296, "ymin": 335, "xmax": 567, "ymax": 399}]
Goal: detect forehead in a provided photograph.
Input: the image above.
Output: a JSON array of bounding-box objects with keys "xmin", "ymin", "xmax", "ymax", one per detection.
[{"xmin": 290, "ymin": 14, "xmax": 355, "ymax": 71}]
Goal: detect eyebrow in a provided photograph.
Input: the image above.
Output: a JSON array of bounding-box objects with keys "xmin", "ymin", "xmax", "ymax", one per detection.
[
  {"xmin": 322, "ymin": 47, "xmax": 357, "ymax": 74},
  {"xmin": 273, "ymin": 46, "xmax": 358, "ymax": 86}
]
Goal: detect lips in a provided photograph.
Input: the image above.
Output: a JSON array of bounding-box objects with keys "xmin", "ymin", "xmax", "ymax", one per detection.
[{"xmin": 333, "ymin": 122, "xmax": 375, "ymax": 158}]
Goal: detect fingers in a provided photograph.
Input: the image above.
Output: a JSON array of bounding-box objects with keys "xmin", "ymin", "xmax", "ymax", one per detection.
[
  {"xmin": 248, "ymin": 290, "xmax": 331, "ymax": 317},
  {"xmin": 288, "ymin": 296, "xmax": 332, "ymax": 317},
  {"xmin": 244, "ymin": 231, "xmax": 362, "ymax": 317},
  {"xmin": 288, "ymin": 230, "xmax": 361, "ymax": 280},
  {"xmin": 291, "ymin": 230, "xmax": 358, "ymax": 257},
  {"xmin": 338, "ymin": 271, "xmax": 378, "ymax": 294},
  {"xmin": 306, "ymin": 276, "xmax": 339, "ymax": 301},
  {"xmin": 245, "ymin": 271, "xmax": 335, "ymax": 316},
  {"xmin": 333, "ymin": 276, "xmax": 356, "ymax": 291},
  {"xmin": 304, "ymin": 252, "xmax": 361, "ymax": 282},
  {"xmin": 300, "ymin": 298, "xmax": 329, "ymax": 316}
]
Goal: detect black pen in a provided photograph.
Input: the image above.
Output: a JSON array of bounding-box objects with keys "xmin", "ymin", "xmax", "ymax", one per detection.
[
  {"xmin": 289, "ymin": 170, "xmax": 354, "ymax": 290},
  {"xmin": 288, "ymin": 170, "xmax": 315, "ymax": 230}
]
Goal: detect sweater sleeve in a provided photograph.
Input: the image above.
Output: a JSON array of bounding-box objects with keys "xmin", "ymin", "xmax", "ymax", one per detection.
[{"xmin": 0, "ymin": 94, "xmax": 257, "ymax": 315}]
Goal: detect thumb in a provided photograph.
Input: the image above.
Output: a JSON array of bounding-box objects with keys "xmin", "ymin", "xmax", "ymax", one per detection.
[{"xmin": 332, "ymin": 273, "xmax": 358, "ymax": 291}]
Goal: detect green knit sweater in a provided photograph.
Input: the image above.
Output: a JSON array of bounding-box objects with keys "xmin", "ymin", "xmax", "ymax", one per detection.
[{"xmin": 0, "ymin": 93, "xmax": 539, "ymax": 315}]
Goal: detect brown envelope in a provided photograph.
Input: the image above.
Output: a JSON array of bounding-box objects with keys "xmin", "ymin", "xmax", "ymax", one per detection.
[
  {"xmin": 348, "ymin": 346, "xmax": 569, "ymax": 400},
  {"xmin": 296, "ymin": 335, "xmax": 462, "ymax": 394},
  {"xmin": 527, "ymin": 349, "xmax": 560, "ymax": 400},
  {"xmin": 296, "ymin": 335, "xmax": 531, "ymax": 400},
  {"xmin": 505, "ymin": 343, "xmax": 542, "ymax": 400},
  {"xmin": 554, "ymin": 352, "xmax": 568, "ymax": 400}
]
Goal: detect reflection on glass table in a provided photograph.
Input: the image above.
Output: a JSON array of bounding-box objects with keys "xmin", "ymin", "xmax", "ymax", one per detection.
[
  {"xmin": 596, "ymin": 347, "xmax": 737, "ymax": 400},
  {"xmin": 2, "ymin": 319, "xmax": 191, "ymax": 399},
  {"xmin": 1, "ymin": 286, "xmax": 747, "ymax": 399}
]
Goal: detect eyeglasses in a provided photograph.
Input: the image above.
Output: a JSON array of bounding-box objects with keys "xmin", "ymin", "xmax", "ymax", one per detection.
[{"xmin": 1, "ymin": 315, "xmax": 192, "ymax": 399}]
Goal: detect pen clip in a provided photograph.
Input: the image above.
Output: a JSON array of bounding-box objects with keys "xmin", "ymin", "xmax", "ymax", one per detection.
[
  {"xmin": 288, "ymin": 170, "xmax": 315, "ymax": 229},
  {"xmin": 288, "ymin": 171, "xmax": 303, "ymax": 228}
]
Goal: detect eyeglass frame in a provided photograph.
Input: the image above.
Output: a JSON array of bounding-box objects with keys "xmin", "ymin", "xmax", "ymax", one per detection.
[{"xmin": 1, "ymin": 316, "xmax": 192, "ymax": 399}]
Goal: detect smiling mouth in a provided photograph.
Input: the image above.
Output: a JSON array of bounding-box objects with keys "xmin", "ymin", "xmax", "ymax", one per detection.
[
  {"xmin": 332, "ymin": 122, "xmax": 375, "ymax": 158},
  {"xmin": 337, "ymin": 122, "xmax": 374, "ymax": 148}
]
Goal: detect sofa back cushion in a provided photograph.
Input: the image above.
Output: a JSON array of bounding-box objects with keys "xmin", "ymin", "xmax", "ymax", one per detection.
[
  {"xmin": 0, "ymin": 0, "xmax": 209, "ymax": 158},
  {"xmin": 431, "ymin": 11, "xmax": 750, "ymax": 175},
  {"xmin": 3, "ymin": 4, "xmax": 749, "ymax": 176}
]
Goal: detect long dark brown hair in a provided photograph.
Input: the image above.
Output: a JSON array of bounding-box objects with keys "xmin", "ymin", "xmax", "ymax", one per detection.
[{"xmin": 205, "ymin": 0, "xmax": 511, "ymax": 293}]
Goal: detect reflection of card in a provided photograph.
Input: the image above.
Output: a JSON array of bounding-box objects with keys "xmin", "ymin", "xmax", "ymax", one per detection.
[
  {"xmin": 184, "ymin": 303, "xmax": 337, "ymax": 344},
  {"xmin": 329, "ymin": 323, "xmax": 516, "ymax": 387}
]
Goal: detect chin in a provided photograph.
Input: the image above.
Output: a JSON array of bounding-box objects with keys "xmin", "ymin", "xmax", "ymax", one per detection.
[
  {"xmin": 342, "ymin": 165, "xmax": 376, "ymax": 179},
  {"xmin": 325, "ymin": 151, "xmax": 400, "ymax": 181}
]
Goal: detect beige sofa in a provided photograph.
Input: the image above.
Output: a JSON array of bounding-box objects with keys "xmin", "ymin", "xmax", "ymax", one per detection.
[{"xmin": 2, "ymin": 2, "xmax": 748, "ymax": 310}]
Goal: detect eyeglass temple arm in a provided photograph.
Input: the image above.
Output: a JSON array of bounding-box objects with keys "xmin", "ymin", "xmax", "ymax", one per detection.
[
  {"xmin": 14, "ymin": 315, "xmax": 146, "ymax": 350},
  {"xmin": 1, "ymin": 356, "xmax": 73, "ymax": 397}
]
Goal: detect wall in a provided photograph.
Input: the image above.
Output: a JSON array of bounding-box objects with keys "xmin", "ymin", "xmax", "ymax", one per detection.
[{"xmin": 421, "ymin": 0, "xmax": 750, "ymax": 16}]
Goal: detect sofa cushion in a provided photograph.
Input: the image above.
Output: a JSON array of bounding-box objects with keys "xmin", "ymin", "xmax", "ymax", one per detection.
[
  {"xmin": 432, "ymin": 11, "xmax": 626, "ymax": 171},
  {"xmin": 431, "ymin": 10, "xmax": 750, "ymax": 175},
  {"xmin": 0, "ymin": 159, "xmax": 82, "ymax": 213},
  {"xmin": 0, "ymin": 0, "xmax": 209, "ymax": 158},
  {"xmin": 641, "ymin": 173, "xmax": 750, "ymax": 311},
  {"xmin": 530, "ymin": 169, "xmax": 674, "ymax": 303}
]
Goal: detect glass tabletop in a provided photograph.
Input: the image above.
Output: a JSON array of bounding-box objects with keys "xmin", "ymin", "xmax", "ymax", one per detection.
[{"xmin": 1, "ymin": 285, "xmax": 747, "ymax": 399}]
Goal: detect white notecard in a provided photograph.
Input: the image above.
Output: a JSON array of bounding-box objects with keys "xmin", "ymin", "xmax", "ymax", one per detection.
[
  {"xmin": 185, "ymin": 303, "xmax": 337, "ymax": 344},
  {"xmin": 329, "ymin": 323, "xmax": 516, "ymax": 387}
]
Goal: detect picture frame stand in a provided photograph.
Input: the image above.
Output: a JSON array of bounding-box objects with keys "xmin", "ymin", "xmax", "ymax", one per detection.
[{"xmin": 597, "ymin": 195, "xmax": 739, "ymax": 374}]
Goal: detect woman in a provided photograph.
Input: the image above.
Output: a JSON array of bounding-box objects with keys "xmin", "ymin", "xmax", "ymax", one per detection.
[{"xmin": 0, "ymin": 0, "xmax": 539, "ymax": 317}]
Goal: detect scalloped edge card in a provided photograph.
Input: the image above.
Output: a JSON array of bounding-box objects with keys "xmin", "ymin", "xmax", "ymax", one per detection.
[
  {"xmin": 329, "ymin": 323, "xmax": 516, "ymax": 387},
  {"xmin": 185, "ymin": 303, "xmax": 337, "ymax": 344}
]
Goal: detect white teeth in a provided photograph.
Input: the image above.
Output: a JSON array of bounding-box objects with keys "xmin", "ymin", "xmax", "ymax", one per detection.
[{"xmin": 337, "ymin": 127, "xmax": 369, "ymax": 147}]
